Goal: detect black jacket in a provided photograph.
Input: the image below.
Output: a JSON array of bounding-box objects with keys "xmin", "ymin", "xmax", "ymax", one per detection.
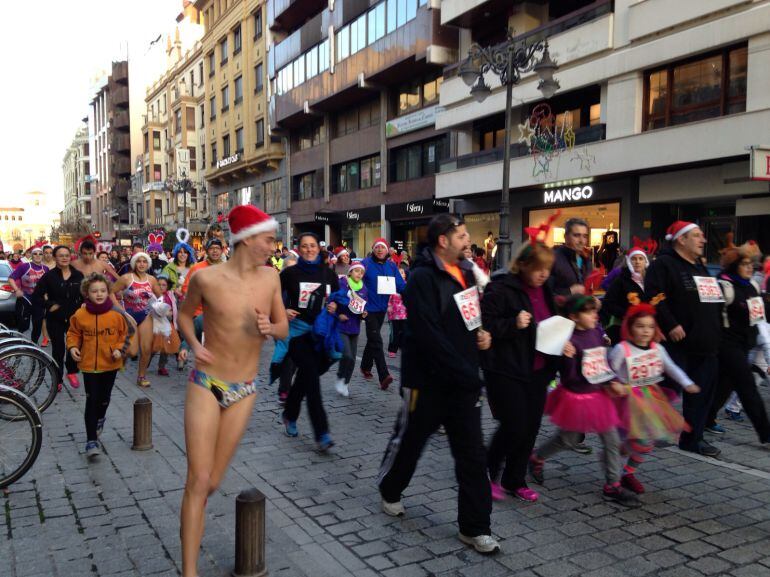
[
  {"xmin": 480, "ymin": 271, "xmax": 558, "ymax": 381},
  {"xmin": 33, "ymin": 267, "xmax": 85, "ymax": 323},
  {"xmin": 400, "ymin": 248, "xmax": 483, "ymax": 392},
  {"xmin": 280, "ymin": 261, "xmax": 339, "ymax": 325},
  {"xmin": 550, "ymin": 244, "xmax": 592, "ymax": 296},
  {"xmin": 719, "ymin": 274, "xmax": 760, "ymax": 351},
  {"xmin": 644, "ymin": 248, "xmax": 720, "ymax": 355},
  {"xmin": 602, "ymin": 267, "xmax": 645, "ymax": 320}
]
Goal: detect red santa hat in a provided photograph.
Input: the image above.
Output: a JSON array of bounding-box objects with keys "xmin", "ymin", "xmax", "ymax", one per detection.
[
  {"xmin": 372, "ymin": 238, "xmax": 389, "ymax": 250},
  {"xmin": 665, "ymin": 221, "xmax": 698, "ymax": 242},
  {"xmin": 333, "ymin": 246, "xmax": 349, "ymax": 258},
  {"xmin": 348, "ymin": 259, "xmax": 366, "ymax": 274},
  {"xmin": 227, "ymin": 205, "xmax": 278, "ymax": 245},
  {"xmin": 626, "ymin": 246, "xmax": 649, "ymax": 263}
]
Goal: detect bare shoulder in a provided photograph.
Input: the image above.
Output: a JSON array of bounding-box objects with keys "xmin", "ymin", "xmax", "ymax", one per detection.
[{"xmin": 257, "ymin": 265, "xmax": 280, "ymax": 286}]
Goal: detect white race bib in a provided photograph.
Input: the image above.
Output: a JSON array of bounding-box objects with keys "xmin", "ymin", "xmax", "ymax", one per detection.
[
  {"xmin": 298, "ymin": 282, "xmax": 321, "ymax": 309},
  {"xmin": 693, "ymin": 276, "xmax": 724, "ymax": 303},
  {"xmin": 581, "ymin": 347, "xmax": 614, "ymax": 384},
  {"xmin": 748, "ymin": 296, "xmax": 766, "ymax": 326},
  {"xmin": 348, "ymin": 291, "xmax": 366, "ymax": 315},
  {"xmin": 377, "ymin": 276, "xmax": 397, "ymax": 295},
  {"xmin": 453, "ymin": 287, "xmax": 482, "ymax": 331},
  {"xmin": 626, "ymin": 347, "xmax": 664, "ymax": 387}
]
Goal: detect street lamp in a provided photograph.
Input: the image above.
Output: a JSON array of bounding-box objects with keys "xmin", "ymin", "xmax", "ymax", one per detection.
[
  {"xmin": 460, "ymin": 31, "xmax": 560, "ymax": 268},
  {"xmin": 165, "ymin": 171, "xmax": 192, "ymax": 230}
]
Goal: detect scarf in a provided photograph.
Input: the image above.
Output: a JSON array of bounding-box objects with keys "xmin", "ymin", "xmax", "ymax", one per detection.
[
  {"xmin": 296, "ymin": 255, "xmax": 321, "ymax": 273},
  {"xmin": 85, "ymin": 299, "xmax": 113, "ymax": 315},
  {"xmin": 727, "ymin": 273, "xmax": 752, "ymax": 287},
  {"xmin": 347, "ymin": 277, "xmax": 363, "ymax": 292}
]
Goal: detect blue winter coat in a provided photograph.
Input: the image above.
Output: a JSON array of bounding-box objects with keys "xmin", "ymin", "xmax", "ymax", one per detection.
[{"xmin": 361, "ymin": 257, "xmax": 406, "ymax": 313}]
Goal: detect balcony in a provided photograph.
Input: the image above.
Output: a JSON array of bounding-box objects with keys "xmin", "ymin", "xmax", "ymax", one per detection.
[
  {"xmin": 268, "ymin": 0, "xmax": 326, "ymax": 33},
  {"xmin": 113, "ymin": 110, "xmax": 130, "ymax": 129},
  {"xmin": 113, "ymin": 61, "xmax": 128, "ymax": 85},
  {"xmin": 112, "ymin": 156, "xmax": 131, "ymax": 176},
  {"xmin": 113, "ymin": 179, "xmax": 130, "ymax": 199},
  {"xmin": 112, "ymin": 133, "xmax": 130, "ymax": 152},
  {"xmin": 112, "ymin": 85, "xmax": 129, "ymax": 107}
]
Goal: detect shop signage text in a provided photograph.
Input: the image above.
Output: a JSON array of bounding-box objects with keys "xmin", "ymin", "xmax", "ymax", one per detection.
[
  {"xmin": 346, "ymin": 211, "xmax": 360, "ymax": 221},
  {"xmin": 386, "ymin": 105, "xmax": 438, "ymax": 138},
  {"xmin": 216, "ymin": 153, "xmax": 240, "ymax": 169},
  {"xmin": 544, "ymin": 185, "xmax": 594, "ymax": 204},
  {"xmin": 385, "ymin": 198, "xmax": 450, "ymax": 221},
  {"xmin": 749, "ymin": 146, "xmax": 770, "ymax": 181}
]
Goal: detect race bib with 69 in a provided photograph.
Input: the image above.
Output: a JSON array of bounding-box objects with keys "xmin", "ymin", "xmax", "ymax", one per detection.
[
  {"xmin": 627, "ymin": 348, "xmax": 664, "ymax": 387},
  {"xmin": 581, "ymin": 347, "xmax": 615, "ymax": 384},
  {"xmin": 748, "ymin": 296, "xmax": 765, "ymax": 326},
  {"xmin": 453, "ymin": 287, "xmax": 482, "ymax": 331},
  {"xmin": 298, "ymin": 282, "xmax": 321, "ymax": 309},
  {"xmin": 693, "ymin": 276, "xmax": 725, "ymax": 303}
]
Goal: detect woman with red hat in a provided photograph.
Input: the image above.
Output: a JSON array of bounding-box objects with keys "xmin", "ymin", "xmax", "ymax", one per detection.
[
  {"xmin": 602, "ymin": 246, "xmax": 649, "ymax": 344},
  {"xmin": 333, "ymin": 246, "xmax": 351, "ymax": 277}
]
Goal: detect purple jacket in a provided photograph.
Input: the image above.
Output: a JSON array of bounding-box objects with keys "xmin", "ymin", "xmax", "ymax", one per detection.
[{"xmin": 336, "ymin": 277, "xmax": 368, "ymax": 335}]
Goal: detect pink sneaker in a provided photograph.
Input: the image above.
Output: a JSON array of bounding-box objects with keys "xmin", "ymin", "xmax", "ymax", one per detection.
[
  {"xmin": 67, "ymin": 374, "xmax": 80, "ymax": 389},
  {"xmin": 490, "ymin": 482, "xmax": 506, "ymax": 502},
  {"xmin": 514, "ymin": 487, "xmax": 539, "ymax": 502},
  {"xmin": 388, "ymin": 352, "xmax": 396, "ymax": 358}
]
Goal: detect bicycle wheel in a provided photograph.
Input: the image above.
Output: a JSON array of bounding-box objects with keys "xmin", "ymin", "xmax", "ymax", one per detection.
[
  {"xmin": 0, "ymin": 385, "xmax": 42, "ymax": 489},
  {"xmin": 0, "ymin": 346, "xmax": 59, "ymax": 416}
]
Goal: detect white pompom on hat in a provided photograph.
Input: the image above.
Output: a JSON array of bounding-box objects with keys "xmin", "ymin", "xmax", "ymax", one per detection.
[{"xmin": 228, "ymin": 205, "xmax": 278, "ymax": 245}]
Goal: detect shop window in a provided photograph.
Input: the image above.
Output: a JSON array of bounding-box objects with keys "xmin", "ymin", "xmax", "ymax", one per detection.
[
  {"xmin": 528, "ymin": 203, "xmax": 621, "ymax": 248},
  {"xmin": 644, "ymin": 44, "xmax": 747, "ymax": 130}
]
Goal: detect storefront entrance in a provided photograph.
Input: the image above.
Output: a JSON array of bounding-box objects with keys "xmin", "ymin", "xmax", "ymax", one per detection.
[{"xmin": 527, "ymin": 201, "xmax": 621, "ymax": 248}]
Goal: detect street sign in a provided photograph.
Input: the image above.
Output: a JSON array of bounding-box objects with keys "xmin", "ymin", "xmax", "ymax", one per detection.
[
  {"xmin": 749, "ymin": 146, "xmax": 770, "ymax": 181},
  {"xmin": 175, "ymin": 148, "xmax": 190, "ymax": 179}
]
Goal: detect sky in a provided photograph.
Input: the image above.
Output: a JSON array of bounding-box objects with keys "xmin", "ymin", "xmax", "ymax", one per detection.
[{"xmin": 0, "ymin": 0, "xmax": 181, "ymax": 211}]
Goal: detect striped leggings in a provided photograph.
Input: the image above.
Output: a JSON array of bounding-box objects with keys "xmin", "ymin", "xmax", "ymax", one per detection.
[{"xmin": 624, "ymin": 438, "xmax": 654, "ymax": 474}]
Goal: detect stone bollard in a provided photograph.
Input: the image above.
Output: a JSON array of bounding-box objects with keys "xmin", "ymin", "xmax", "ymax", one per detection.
[
  {"xmin": 131, "ymin": 397, "xmax": 153, "ymax": 451},
  {"xmin": 233, "ymin": 488, "xmax": 267, "ymax": 577}
]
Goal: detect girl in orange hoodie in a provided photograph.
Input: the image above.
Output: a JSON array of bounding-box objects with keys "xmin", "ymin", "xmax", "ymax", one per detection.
[{"xmin": 67, "ymin": 273, "xmax": 131, "ymax": 459}]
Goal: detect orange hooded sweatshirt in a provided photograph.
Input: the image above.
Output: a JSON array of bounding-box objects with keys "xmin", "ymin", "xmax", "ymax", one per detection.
[{"xmin": 66, "ymin": 308, "xmax": 130, "ymax": 373}]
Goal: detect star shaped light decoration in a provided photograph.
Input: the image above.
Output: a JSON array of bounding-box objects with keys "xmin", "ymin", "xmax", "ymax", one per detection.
[
  {"xmin": 517, "ymin": 118, "xmax": 535, "ymax": 150},
  {"xmin": 571, "ymin": 145, "xmax": 596, "ymax": 172}
]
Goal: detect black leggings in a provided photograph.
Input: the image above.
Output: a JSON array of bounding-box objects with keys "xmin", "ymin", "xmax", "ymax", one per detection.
[
  {"xmin": 83, "ymin": 370, "xmax": 118, "ymax": 441},
  {"xmin": 16, "ymin": 297, "xmax": 45, "ymax": 344},
  {"xmin": 283, "ymin": 333, "xmax": 330, "ymax": 440},
  {"xmin": 388, "ymin": 320, "xmax": 405, "ymax": 354},
  {"xmin": 47, "ymin": 315, "xmax": 78, "ymax": 384}
]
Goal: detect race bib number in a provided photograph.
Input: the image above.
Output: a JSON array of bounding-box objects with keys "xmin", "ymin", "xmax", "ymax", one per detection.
[
  {"xmin": 298, "ymin": 282, "xmax": 321, "ymax": 309},
  {"xmin": 693, "ymin": 276, "xmax": 724, "ymax": 303},
  {"xmin": 348, "ymin": 291, "xmax": 366, "ymax": 315},
  {"xmin": 627, "ymin": 348, "xmax": 664, "ymax": 387},
  {"xmin": 748, "ymin": 296, "xmax": 765, "ymax": 326},
  {"xmin": 581, "ymin": 347, "xmax": 614, "ymax": 384},
  {"xmin": 453, "ymin": 287, "xmax": 482, "ymax": 331},
  {"xmin": 377, "ymin": 276, "xmax": 397, "ymax": 295}
]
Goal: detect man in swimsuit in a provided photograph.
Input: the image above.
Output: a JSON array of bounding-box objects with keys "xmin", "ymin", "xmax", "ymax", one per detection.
[
  {"xmin": 178, "ymin": 205, "xmax": 288, "ymax": 577},
  {"xmin": 72, "ymin": 239, "xmax": 119, "ymax": 281}
]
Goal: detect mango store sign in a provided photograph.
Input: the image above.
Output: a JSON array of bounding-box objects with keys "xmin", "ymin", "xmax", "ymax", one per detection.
[{"xmin": 544, "ymin": 185, "xmax": 593, "ymax": 204}]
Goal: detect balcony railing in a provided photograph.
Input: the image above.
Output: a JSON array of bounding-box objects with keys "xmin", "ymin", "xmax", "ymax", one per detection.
[
  {"xmin": 112, "ymin": 156, "xmax": 131, "ymax": 175},
  {"xmin": 112, "ymin": 133, "xmax": 130, "ymax": 152},
  {"xmin": 440, "ymin": 123, "xmax": 606, "ymax": 172},
  {"xmin": 112, "ymin": 85, "xmax": 129, "ymax": 107},
  {"xmin": 113, "ymin": 110, "xmax": 130, "ymax": 129}
]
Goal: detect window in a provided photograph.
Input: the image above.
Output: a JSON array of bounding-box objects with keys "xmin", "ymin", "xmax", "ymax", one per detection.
[
  {"xmin": 334, "ymin": 154, "xmax": 381, "ymax": 193},
  {"xmin": 235, "ymin": 128, "xmax": 243, "ymax": 154},
  {"xmin": 306, "ymin": 46, "xmax": 318, "ymax": 80},
  {"xmin": 397, "ymin": 79, "xmax": 420, "ymax": 115},
  {"xmin": 153, "ymin": 131, "xmax": 161, "ymax": 150},
  {"xmin": 201, "ymin": 145, "xmax": 206, "ymax": 168},
  {"xmin": 293, "ymin": 171, "xmax": 323, "ymax": 201},
  {"xmin": 293, "ymin": 55, "xmax": 305, "ymax": 86},
  {"xmin": 589, "ymin": 104, "xmax": 602, "ymax": 126},
  {"xmin": 387, "ymin": 0, "xmax": 397, "ymax": 34},
  {"xmin": 644, "ymin": 44, "xmax": 748, "ymax": 130},
  {"xmin": 396, "ymin": 72, "xmax": 442, "ymax": 115},
  {"xmin": 198, "ymin": 62, "xmax": 204, "ymax": 85},
  {"xmin": 143, "ymin": 132, "xmax": 149, "ymax": 153},
  {"xmin": 234, "ymin": 76, "xmax": 243, "ymax": 104},
  {"xmin": 220, "ymin": 37, "xmax": 228, "ymax": 64},
  {"xmin": 406, "ymin": 0, "xmax": 417, "ymax": 21},
  {"xmin": 391, "ymin": 136, "xmax": 448, "ymax": 182},
  {"xmin": 319, "ymin": 39, "xmax": 329, "ymax": 73},
  {"xmin": 397, "ymin": 0, "xmax": 407, "ymax": 27},
  {"xmin": 233, "ymin": 25, "xmax": 242, "ymax": 55},
  {"xmin": 175, "ymin": 109, "xmax": 182, "ymax": 134},
  {"xmin": 211, "ymin": 142, "xmax": 217, "ymax": 165},
  {"xmin": 264, "ymin": 179, "xmax": 282, "ymax": 213},
  {"xmin": 199, "ymin": 103, "xmax": 205, "ymax": 128},
  {"xmin": 209, "ymin": 95, "xmax": 216, "ymax": 119},
  {"xmin": 189, "ymin": 146, "xmax": 197, "ymax": 171},
  {"xmin": 153, "ymin": 164, "xmax": 162, "ymax": 181},
  {"xmin": 255, "ymin": 119, "xmax": 264, "ymax": 147},
  {"xmin": 223, "ymin": 134, "xmax": 231, "ymax": 157},
  {"xmin": 254, "ymin": 9, "xmax": 262, "ymax": 40},
  {"xmin": 254, "ymin": 63, "xmax": 263, "ymax": 93},
  {"xmin": 336, "ymin": 25, "xmax": 349, "ymax": 61},
  {"xmin": 296, "ymin": 120, "xmax": 324, "ymax": 150},
  {"xmin": 208, "ymin": 52, "xmax": 215, "ymax": 77},
  {"xmin": 222, "ymin": 85, "xmax": 229, "ymax": 111},
  {"xmin": 422, "ymin": 72, "xmax": 443, "ymax": 105},
  {"xmin": 351, "ymin": 14, "xmax": 366, "ymax": 55}
]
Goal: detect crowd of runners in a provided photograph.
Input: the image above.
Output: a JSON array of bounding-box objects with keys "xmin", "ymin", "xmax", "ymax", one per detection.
[{"xmin": 11, "ymin": 205, "xmax": 770, "ymax": 575}]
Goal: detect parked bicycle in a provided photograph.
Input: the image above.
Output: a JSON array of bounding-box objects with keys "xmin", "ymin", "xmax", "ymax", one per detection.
[
  {"xmin": 0, "ymin": 384, "xmax": 43, "ymax": 489},
  {"xmin": 0, "ymin": 324, "xmax": 59, "ymax": 414}
]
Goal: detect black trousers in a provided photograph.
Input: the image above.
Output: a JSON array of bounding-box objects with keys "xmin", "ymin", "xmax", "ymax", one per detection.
[
  {"xmin": 708, "ymin": 343, "xmax": 770, "ymax": 442},
  {"xmin": 388, "ymin": 320, "xmax": 406, "ymax": 354},
  {"xmin": 378, "ymin": 385, "xmax": 492, "ymax": 537},
  {"xmin": 277, "ymin": 357, "xmax": 296, "ymax": 397},
  {"xmin": 83, "ymin": 370, "xmax": 118, "ymax": 441},
  {"xmin": 48, "ymin": 315, "xmax": 78, "ymax": 384},
  {"xmin": 666, "ymin": 349, "xmax": 718, "ymax": 451},
  {"xmin": 283, "ymin": 333, "xmax": 330, "ymax": 440},
  {"xmin": 486, "ymin": 369, "xmax": 552, "ymax": 490},
  {"xmin": 15, "ymin": 297, "xmax": 45, "ymax": 344},
  {"xmin": 361, "ymin": 312, "xmax": 388, "ymax": 381}
]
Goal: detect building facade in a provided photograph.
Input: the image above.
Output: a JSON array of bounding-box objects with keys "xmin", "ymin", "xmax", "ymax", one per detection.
[
  {"xmin": 195, "ymin": 0, "xmax": 286, "ymax": 244},
  {"xmin": 61, "ymin": 124, "xmax": 92, "ymax": 231},
  {"xmin": 437, "ymin": 0, "xmax": 770, "ymax": 263},
  {"xmin": 0, "ymin": 192, "xmax": 60, "ymax": 252},
  {"xmin": 89, "ymin": 60, "xmax": 132, "ymax": 242},
  {"xmin": 267, "ymin": 0, "xmax": 457, "ymax": 256}
]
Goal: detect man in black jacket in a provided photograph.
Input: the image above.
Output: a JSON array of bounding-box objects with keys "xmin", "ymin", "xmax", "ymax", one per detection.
[
  {"xmin": 645, "ymin": 221, "xmax": 721, "ymax": 457},
  {"xmin": 550, "ymin": 217, "xmax": 591, "ymax": 296},
  {"xmin": 377, "ymin": 214, "xmax": 499, "ymax": 555}
]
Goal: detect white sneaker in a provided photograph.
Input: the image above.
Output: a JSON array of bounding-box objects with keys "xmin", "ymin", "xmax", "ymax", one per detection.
[
  {"xmin": 381, "ymin": 499, "xmax": 405, "ymax": 517},
  {"xmin": 458, "ymin": 533, "xmax": 501, "ymax": 555},
  {"xmin": 335, "ymin": 379, "xmax": 349, "ymax": 397}
]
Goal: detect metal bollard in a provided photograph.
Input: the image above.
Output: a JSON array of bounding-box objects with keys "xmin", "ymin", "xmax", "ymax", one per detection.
[
  {"xmin": 131, "ymin": 397, "xmax": 153, "ymax": 451},
  {"xmin": 233, "ymin": 488, "xmax": 267, "ymax": 577}
]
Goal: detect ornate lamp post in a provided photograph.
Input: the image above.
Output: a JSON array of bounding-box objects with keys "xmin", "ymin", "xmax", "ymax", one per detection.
[
  {"xmin": 165, "ymin": 171, "xmax": 192, "ymax": 231},
  {"xmin": 459, "ymin": 31, "xmax": 560, "ymax": 268}
]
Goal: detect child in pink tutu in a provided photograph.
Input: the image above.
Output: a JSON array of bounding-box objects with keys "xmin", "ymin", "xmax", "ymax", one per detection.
[
  {"xmin": 529, "ymin": 295, "xmax": 641, "ymax": 507},
  {"xmin": 609, "ymin": 302, "xmax": 699, "ymax": 495}
]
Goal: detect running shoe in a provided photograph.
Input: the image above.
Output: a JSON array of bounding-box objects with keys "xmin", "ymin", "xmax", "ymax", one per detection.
[
  {"xmin": 528, "ymin": 454, "xmax": 545, "ymax": 484},
  {"xmin": 334, "ymin": 378, "xmax": 349, "ymax": 397},
  {"xmin": 277, "ymin": 391, "xmax": 288, "ymax": 406},
  {"xmin": 490, "ymin": 482, "xmax": 506, "ymax": 502},
  {"xmin": 388, "ymin": 352, "xmax": 396, "ymax": 358},
  {"xmin": 96, "ymin": 418, "xmax": 105, "ymax": 438},
  {"xmin": 725, "ymin": 409, "xmax": 744, "ymax": 422},
  {"xmin": 572, "ymin": 442, "xmax": 592, "ymax": 454},
  {"xmin": 621, "ymin": 473, "xmax": 645, "ymax": 494},
  {"xmin": 697, "ymin": 440, "xmax": 721, "ymax": 458},
  {"xmin": 67, "ymin": 374, "xmax": 80, "ymax": 389},
  {"xmin": 513, "ymin": 487, "xmax": 539, "ymax": 502},
  {"xmin": 317, "ymin": 433, "xmax": 335, "ymax": 452},
  {"xmin": 360, "ymin": 368, "xmax": 374, "ymax": 380},
  {"xmin": 137, "ymin": 376, "xmax": 151, "ymax": 388},
  {"xmin": 157, "ymin": 367, "xmax": 170, "ymax": 376},
  {"xmin": 41, "ymin": 336, "xmax": 49, "ymax": 347},
  {"xmin": 379, "ymin": 374, "xmax": 393, "ymax": 391},
  {"xmin": 603, "ymin": 483, "xmax": 641, "ymax": 508},
  {"xmin": 458, "ymin": 533, "xmax": 501, "ymax": 555},
  {"xmin": 85, "ymin": 441, "xmax": 101, "ymax": 459},
  {"xmin": 705, "ymin": 423, "xmax": 726, "ymax": 435},
  {"xmin": 381, "ymin": 499, "xmax": 405, "ymax": 517},
  {"xmin": 283, "ymin": 419, "xmax": 298, "ymax": 437}
]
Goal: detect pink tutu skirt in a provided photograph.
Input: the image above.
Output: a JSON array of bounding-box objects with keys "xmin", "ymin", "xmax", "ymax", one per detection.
[
  {"xmin": 615, "ymin": 384, "xmax": 690, "ymax": 443},
  {"xmin": 545, "ymin": 385, "xmax": 620, "ymax": 433}
]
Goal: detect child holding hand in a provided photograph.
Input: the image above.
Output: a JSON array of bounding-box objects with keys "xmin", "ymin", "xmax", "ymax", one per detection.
[{"xmin": 67, "ymin": 273, "xmax": 131, "ymax": 459}]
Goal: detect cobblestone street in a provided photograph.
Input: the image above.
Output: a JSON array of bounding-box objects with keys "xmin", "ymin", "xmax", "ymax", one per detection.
[{"xmin": 3, "ymin": 334, "xmax": 770, "ymax": 577}]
